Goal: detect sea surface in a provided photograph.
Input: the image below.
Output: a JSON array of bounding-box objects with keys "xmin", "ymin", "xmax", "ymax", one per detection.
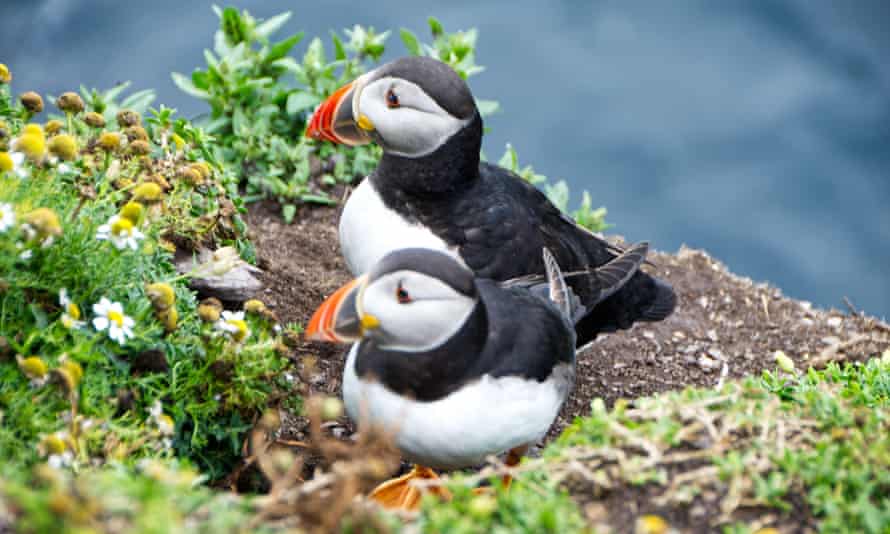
[{"xmin": 3, "ymin": 0, "xmax": 888, "ymax": 318}]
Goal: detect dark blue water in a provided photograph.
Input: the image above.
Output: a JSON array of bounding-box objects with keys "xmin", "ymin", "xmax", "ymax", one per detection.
[{"xmin": 3, "ymin": 0, "xmax": 889, "ymax": 318}]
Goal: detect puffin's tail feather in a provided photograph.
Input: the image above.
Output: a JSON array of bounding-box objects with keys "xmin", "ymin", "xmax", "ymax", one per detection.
[{"xmin": 639, "ymin": 277, "xmax": 676, "ymax": 321}]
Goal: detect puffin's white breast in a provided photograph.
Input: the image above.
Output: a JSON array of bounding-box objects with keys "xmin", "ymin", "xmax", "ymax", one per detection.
[
  {"xmin": 341, "ymin": 344, "xmax": 572, "ymax": 470},
  {"xmin": 339, "ymin": 178, "xmax": 461, "ymax": 276}
]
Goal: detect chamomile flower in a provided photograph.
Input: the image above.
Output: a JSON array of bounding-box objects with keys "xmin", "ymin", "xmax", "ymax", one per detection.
[
  {"xmin": 92, "ymin": 297, "xmax": 135, "ymax": 345},
  {"xmin": 96, "ymin": 214, "xmax": 144, "ymax": 251},
  {"xmin": 59, "ymin": 289, "xmax": 85, "ymax": 329},
  {"xmin": 215, "ymin": 310, "xmax": 250, "ymax": 342},
  {"xmin": 0, "ymin": 202, "xmax": 15, "ymax": 233}
]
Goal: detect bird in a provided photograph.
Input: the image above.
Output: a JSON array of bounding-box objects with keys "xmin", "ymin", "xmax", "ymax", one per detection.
[
  {"xmin": 304, "ymin": 243, "xmax": 650, "ymax": 510},
  {"xmin": 305, "ymin": 56, "xmax": 676, "ymax": 347}
]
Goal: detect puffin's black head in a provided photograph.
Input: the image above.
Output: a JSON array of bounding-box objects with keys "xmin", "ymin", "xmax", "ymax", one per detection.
[
  {"xmin": 305, "ymin": 248, "xmax": 479, "ymax": 351},
  {"xmin": 306, "ymin": 56, "xmax": 480, "ymax": 158}
]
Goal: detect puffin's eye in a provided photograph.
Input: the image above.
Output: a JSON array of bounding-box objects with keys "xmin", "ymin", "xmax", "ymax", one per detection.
[
  {"xmin": 385, "ymin": 88, "xmax": 400, "ymax": 109},
  {"xmin": 395, "ymin": 284, "xmax": 411, "ymax": 304}
]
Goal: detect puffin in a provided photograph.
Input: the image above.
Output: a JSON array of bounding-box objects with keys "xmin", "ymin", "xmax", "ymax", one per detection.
[
  {"xmin": 305, "ymin": 56, "xmax": 675, "ymax": 347},
  {"xmin": 304, "ymin": 243, "xmax": 650, "ymax": 510}
]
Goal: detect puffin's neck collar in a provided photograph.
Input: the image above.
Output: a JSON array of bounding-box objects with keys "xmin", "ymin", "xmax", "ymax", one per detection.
[
  {"xmin": 355, "ymin": 300, "xmax": 488, "ymax": 402},
  {"xmin": 373, "ymin": 112, "xmax": 482, "ymax": 196}
]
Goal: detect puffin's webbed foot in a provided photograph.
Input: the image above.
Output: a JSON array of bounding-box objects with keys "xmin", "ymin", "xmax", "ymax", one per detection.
[{"xmin": 369, "ymin": 464, "xmax": 451, "ymax": 511}]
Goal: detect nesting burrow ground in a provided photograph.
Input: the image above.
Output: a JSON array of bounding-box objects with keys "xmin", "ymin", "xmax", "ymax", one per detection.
[{"xmin": 245, "ymin": 200, "xmax": 890, "ymax": 443}]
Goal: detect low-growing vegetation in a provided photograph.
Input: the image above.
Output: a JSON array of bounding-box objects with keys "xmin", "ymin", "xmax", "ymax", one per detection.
[{"xmin": 0, "ymin": 71, "xmax": 298, "ymax": 482}]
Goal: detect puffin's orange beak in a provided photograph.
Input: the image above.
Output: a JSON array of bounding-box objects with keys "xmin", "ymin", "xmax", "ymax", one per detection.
[
  {"xmin": 305, "ymin": 78, "xmax": 373, "ymax": 146},
  {"xmin": 305, "ymin": 275, "xmax": 376, "ymax": 343}
]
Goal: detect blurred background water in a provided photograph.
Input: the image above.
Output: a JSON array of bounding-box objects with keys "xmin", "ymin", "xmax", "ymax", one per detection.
[{"xmin": 3, "ymin": 0, "xmax": 888, "ymax": 318}]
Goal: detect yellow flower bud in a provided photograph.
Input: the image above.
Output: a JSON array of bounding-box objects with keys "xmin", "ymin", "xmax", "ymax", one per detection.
[
  {"xmin": 0, "ymin": 152, "xmax": 12, "ymax": 172},
  {"xmin": 128, "ymin": 140, "xmax": 151, "ymax": 156},
  {"xmin": 132, "ymin": 182, "xmax": 163, "ymax": 203},
  {"xmin": 198, "ymin": 299, "xmax": 222, "ymax": 322},
  {"xmin": 0, "ymin": 63, "xmax": 10, "ymax": 84},
  {"xmin": 56, "ymin": 92, "xmax": 85, "ymax": 114},
  {"xmin": 144, "ymin": 173, "xmax": 171, "ymax": 191},
  {"xmin": 157, "ymin": 306, "xmax": 178, "ymax": 333},
  {"xmin": 190, "ymin": 161, "xmax": 212, "ymax": 180},
  {"xmin": 97, "ymin": 131, "xmax": 122, "ymax": 152},
  {"xmin": 119, "ymin": 201, "xmax": 144, "ymax": 224},
  {"xmin": 176, "ymin": 166, "xmax": 202, "ymax": 185},
  {"xmin": 14, "ymin": 133, "xmax": 46, "ymax": 161},
  {"xmin": 48, "ymin": 134, "xmax": 78, "ymax": 161},
  {"xmin": 124, "ymin": 126, "xmax": 149, "ymax": 142},
  {"xmin": 23, "ymin": 208, "xmax": 62, "ymax": 238},
  {"xmin": 145, "ymin": 282, "xmax": 176, "ymax": 310},
  {"xmin": 20, "ymin": 92, "xmax": 44, "ymax": 113},
  {"xmin": 83, "ymin": 112, "xmax": 105, "ymax": 128},
  {"xmin": 23, "ymin": 123, "xmax": 44, "ymax": 139},
  {"xmin": 243, "ymin": 299, "xmax": 266, "ymax": 314},
  {"xmin": 44, "ymin": 120, "xmax": 64, "ymax": 136},
  {"xmin": 116, "ymin": 109, "xmax": 141, "ymax": 128},
  {"xmin": 18, "ymin": 355, "xmax": 48, "ymax": 379}
]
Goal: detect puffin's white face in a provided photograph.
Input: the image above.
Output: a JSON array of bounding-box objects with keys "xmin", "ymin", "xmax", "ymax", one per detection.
[
  {"xmin": 355, "ymin": 77, "xmax": 470, "ymax": 158},
  {"xmin": 360, "ymin": 269, "xmax": 476, "ymax": 352}
]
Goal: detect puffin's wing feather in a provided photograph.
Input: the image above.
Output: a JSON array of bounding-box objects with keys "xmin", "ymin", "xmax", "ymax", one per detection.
[
  {"xmin": 594, "ymin": 241, "xmax": 649, "ymax": 304},
  {"xmin": 542, "ymin": 247, "xmax": 572, "ymax": 319}
]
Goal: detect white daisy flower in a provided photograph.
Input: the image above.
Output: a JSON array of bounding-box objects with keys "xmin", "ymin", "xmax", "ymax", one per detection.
[
  {"xmin": 59, "ymin": 289, "xmax": 85, "ymax": 329},
  {"xmin": 215, "ymin": 310, "xmax": 250, "ymax": 342},
  {"xmin": 92, "ymin": 297, "xmax": 135, "ymax": 345},
  {"xmin": 0, "ymin": 203, "xmax": 14, "ymax": 233},
  {"xmin": 96, "ymin": 214, "xmax": 145, "ymax": 251}
]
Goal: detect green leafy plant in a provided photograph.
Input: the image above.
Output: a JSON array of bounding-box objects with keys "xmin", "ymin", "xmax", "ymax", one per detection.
[
  {"xmin": 0, "ymin": 73, "xmax": 292, "ymax": 484},
  {"xmin": 497, "ymin": 143, "xmax": 611, "ymax": 232},
  {"xmin": 174, "ymin": 9, "xmax": 499, "ymax": 223}
]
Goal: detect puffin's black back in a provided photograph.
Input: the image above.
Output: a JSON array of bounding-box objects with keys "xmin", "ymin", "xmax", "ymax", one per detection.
[
  {"xmin": 368, "ymin": 59, "xmax": 676, "ymax": 346},
  {"xmin": 354, "ymin": 278, "xmax": 575, "ymax": 403}
]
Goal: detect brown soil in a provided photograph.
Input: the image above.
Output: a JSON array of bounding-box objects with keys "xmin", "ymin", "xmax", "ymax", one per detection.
[{"xmin": 246, "ymin": 200, "xmax": 890, "ymax": 532}]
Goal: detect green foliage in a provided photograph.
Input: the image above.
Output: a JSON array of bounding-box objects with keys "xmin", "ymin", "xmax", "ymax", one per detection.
[
  {"xmin": 497, "ymin": 143, "xmax": 611, "ymax": 232},
  {"xmin": 417, "ymin": 474, "xmax": 587, "ymax": 534},
  {"xmin": 0, "ymin": 79, "xmax": 293, "ymax": 486},
  {"xmin": 174, "ymin": 8, "xmax": 498, "ymax": 222}
]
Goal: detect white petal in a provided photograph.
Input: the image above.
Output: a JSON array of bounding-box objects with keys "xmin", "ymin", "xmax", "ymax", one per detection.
[
  {"xmin": 93, "ymin": 316, "xmax": 109, "ymax": 331},
  {"xmin": 122, "ymin": 316, "xmax": 135, "ymax": 328}
]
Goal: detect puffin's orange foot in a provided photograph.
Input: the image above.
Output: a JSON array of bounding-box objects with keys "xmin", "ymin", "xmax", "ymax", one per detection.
[{"xmin": 369, "ymin": 465, "xmax": 452, "ymax": 511}]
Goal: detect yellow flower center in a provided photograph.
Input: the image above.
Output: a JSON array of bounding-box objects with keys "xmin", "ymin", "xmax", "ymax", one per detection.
[
  {"xmin": 107, "ymin": 310, "xmax": 125, "ymax": 327},
  {"xmin": 227, "ymin": 319, "xmax": 249, "ymax": 342},
  {"xmin": 67, "ymin": 302, "xmax": 81, "ymax": 320},
  {"xmin": 0, "ymin": 151, "xmax": 12, "ymax": 172},
  {"xmin": 110, "ymin": 217, "xmax": 134, "ymax": 236}
]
